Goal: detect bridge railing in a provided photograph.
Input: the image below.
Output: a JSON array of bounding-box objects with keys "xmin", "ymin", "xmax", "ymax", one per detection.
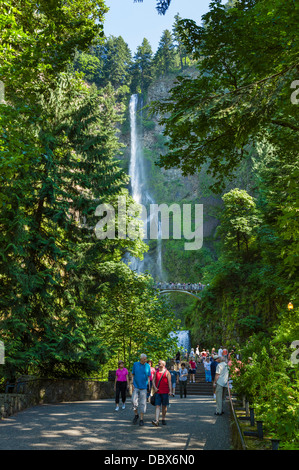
[{"xmin": 155, "ymin": 283, "xmax": 206, "ymax": 292}]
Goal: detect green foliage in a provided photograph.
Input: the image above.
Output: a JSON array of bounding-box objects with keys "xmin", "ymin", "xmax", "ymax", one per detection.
[
  {"xmin": 130, "ymin": 38, "xmax": 154, "ymax": 94},
  {"xmin": 136, "ymin": 0, "xmax": 299, "ymax": 450},
  {"xmin": 0, "ymin": 0, "xmax": 108, "ymax": 106},
  {"xmin": 232, "ymin": 329, "xmax": 299, "ymax": 448},
  {"xmin": 151, "ymin": 0, "xmax": 298, "ymax": 192},
  {"xmin": 94, "ymin": 261, "xmax": 180, "ymax": 374},
  {"xmin": 0, "ymin": 2, "xmax": 185, "ymax": 379},
  {"xmin": 0, "ymin": 70, "xmax": 150, "ymax": 379},
  {"xmin": 217, "ymin": 188, "xmax": 259, "ymax": 256},
  {"xmin": 153, "ymin": 30, "xmax": 176, "ymax": 76}
]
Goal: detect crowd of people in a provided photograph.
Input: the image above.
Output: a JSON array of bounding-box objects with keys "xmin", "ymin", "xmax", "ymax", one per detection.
[
  {"xmin": 155, "ymin": 282, "xmax": 206, "ymax": 292},
  {"xmin": 113, "ymin": 346, "xmax": 245, "ymax": 426},
  {"xmin": 114, "ymin": 355, "xmax": 173, "ymax": 426}
]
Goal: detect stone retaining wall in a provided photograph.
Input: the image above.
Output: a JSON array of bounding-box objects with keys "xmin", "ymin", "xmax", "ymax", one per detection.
[
  {"xmin": 0, "ymin": 377, "xmax": 115, "ymax": 419},
  {"xmin": 0, "ymin": 393, "xmax": 36, "ymax": 420}
]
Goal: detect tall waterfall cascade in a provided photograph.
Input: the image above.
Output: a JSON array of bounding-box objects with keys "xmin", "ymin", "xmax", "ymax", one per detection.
[{"xmin": 128, "ymin": 94, "xmax": 164, "ymax": 280}]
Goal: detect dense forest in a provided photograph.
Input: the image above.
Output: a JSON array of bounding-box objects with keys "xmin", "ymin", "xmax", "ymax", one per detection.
[{"xmin": 0, "ymin": 0, "xmax": 298, "ymax": 448}]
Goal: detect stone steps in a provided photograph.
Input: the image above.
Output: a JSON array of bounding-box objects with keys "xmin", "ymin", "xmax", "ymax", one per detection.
[{"xmin": 177, "ymin": 363, "xmax": 214, "ymax": 396}]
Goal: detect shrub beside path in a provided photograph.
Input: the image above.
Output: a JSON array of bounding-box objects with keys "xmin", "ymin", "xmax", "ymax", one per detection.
[{"xmin": 0, "ymin": 395, "xmax": 231, "ymax": 450}]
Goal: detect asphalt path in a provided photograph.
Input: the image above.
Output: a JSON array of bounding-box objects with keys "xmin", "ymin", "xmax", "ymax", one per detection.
[{"xmin": 0, "ymin": 395, "xmax": 231, "ymax": 451}]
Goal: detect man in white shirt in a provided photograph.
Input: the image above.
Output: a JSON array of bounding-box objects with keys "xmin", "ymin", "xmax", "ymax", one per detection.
[
  {"xmin": 217, "ymin": 346, "xmax": 223, "ymax": 357},
  {"xmin": 213, "ymin": 356, "xmax": 229, "ymax": 415}
]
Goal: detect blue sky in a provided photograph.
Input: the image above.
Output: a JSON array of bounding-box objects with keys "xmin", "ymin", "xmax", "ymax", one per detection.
[{"xmin": 103, "ymin": 0, "xmax": 212, "ymax": 55}]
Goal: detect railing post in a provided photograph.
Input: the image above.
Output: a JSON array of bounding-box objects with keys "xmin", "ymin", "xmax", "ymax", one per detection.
[
  {"xmin": 256, "ymin": 420, "xmax": 264, "ymax": 439},
  {"xmin": 249, "ymin": 407, "xmax": 255, "ymax": 426},
  {"xmin": 271, "ymin": 439, "xmax": 280, "ymax": 450}
]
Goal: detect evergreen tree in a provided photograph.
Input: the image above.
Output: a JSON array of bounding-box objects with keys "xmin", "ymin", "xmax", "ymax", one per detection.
[
  {"xmin": 153, "ymin": 30, "xmax": 176, "ymax": 75},
  {"xmin": 130, "ymin": 38, "xmax": 154, "ymax": 94},
  {"xmin": 95, "ymin": 36, "xmax": 133, "ymax": 89},
  {"xmin": 0, "ymin": 73, "xmax": 146, "ymax": 379},
  {"xmin": 172, "ymin": 13, "xmax": 188, "ymax": 70}
]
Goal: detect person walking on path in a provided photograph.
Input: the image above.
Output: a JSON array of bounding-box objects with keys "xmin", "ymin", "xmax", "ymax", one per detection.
[
  {"xmin": 169, "ymin": 365, "xmax": 178, "ymax": 396},
  {"xmin": 210, "ymin": 355, "xmax": 218, "ymax": 383},
  {"xmin": 147, "ymin": 360, "xmax": 156, "ymax": 400},
  {"xmin": 189, "ymin": 358, "xmax": 197, "ymax": 383},
  {"xmin": 175, "ymin": 351, "xmax": 181, "ymax": 370},
  {"xmin": 222, "ymin": 347, "xmax": 228, "ymax": 363},
  {"xmin": 213, "ymin": 356, "xmax": 229, "ymax": 415},
  {"xmin": 204, "ymin": 357, "xmax": 212, "ymax": 382},
  {"xmin": 195, "ymin": 345, "xmax": 200, "ymax": 362},
  {"xmin": 178, "ymin": 362, "xmax": 188, "ymax": 398},
  {"xmin": 131, "ymin": 354, "xmax": 151, "ymax": 426},
  {"xmin": 114, "ymin": 360, "xmax": 129, "ymax": 411},
  {"xmin": 152, "ymin": 360, "xmax": 172, "ymax": 426}
]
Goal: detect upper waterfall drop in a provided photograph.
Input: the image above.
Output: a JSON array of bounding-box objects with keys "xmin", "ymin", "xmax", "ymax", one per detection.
[
  {"xmin": 129, "ymin": 94, "xmax": 142, "ymax": 204},
  {"xmin": 128, "ymin": 93, "xmax": 165, "ymax": 280}
]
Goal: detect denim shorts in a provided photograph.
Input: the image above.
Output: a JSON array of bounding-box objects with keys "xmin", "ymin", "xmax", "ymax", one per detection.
[{"xmin": 155, "ymin": 393, "xmax": 169, "ymax": 406}]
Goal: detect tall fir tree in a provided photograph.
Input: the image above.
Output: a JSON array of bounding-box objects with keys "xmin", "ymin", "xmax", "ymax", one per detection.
[
  {"xmin": 0, "ymin": 73, "xmax": 146, "ymax": 379},
  {"xmin": 153, "ymin": 30, "xmax": 176, "ymax": 75},
  {"xmin": 130, "ymin": 38, "xmax": 154, "ymax": 94}
]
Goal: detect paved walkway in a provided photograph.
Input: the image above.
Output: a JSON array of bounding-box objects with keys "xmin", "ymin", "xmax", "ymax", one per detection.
[{"xmin": 0, "ymin": 395, "xmax": 231, "ymax": 450}]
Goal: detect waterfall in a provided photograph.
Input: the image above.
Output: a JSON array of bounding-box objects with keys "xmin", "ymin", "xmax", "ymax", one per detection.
[
  {"xmin": 128, "ymin": 93, "xmax": 164, "ymax": 280},
  {"xmin": 129, "ymin": 94, "xmax": 142, "ymax": 204},
  {"xmin": 170, "ymin": 330, "xmax": 191, "ymax": 354}
]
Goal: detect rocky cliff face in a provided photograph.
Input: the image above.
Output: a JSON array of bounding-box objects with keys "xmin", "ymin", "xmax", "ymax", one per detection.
[
  {"xmin": 144, "ymin": 73, "xmax": 223, "ymax": 240},
  {"xmin": 119, "ymin": 70, "xmax": 254, "ymax": 286}
]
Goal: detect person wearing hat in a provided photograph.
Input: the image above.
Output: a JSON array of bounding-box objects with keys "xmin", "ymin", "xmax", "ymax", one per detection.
[{"xmin": 213, "ymin": 356, "xmax": 229, "ymax": 415}]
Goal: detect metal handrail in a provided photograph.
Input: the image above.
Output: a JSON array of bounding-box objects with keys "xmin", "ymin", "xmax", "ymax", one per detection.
[{"xmin": 227, "ymin": 381, "xmax": 247, "ymax": 450}]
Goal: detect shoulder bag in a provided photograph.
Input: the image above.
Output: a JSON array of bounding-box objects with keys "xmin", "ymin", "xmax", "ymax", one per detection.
[{"xmin": 150, "ymin": 370, "xmax": 167, "ymax": 406}]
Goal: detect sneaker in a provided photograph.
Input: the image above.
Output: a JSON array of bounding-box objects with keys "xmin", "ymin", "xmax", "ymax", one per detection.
[
  {"xmin": 133, "ymin": 414, "xmax": 139, "ymax": 424},
  {"xmin": 152, "ymin": 420, "xmax": 159, "ymax": 426},
  {"xmin": 162, "ymin": 420, "xmax": 166, "ymax": 425},
  {"xmin": 139, "ymin": 419, "xmax": 144, "ymax": 426},
  {"xmin": 122, "ymin": 404, "xmax": 126, "ymax": 410},
  {"xmin": 115, "ymin": 406, "xmax": 119, "ymax": 411}
]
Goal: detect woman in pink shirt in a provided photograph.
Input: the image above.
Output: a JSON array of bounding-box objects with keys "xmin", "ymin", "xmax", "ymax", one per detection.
[{"xmin": 114, "ymin": 360, "xmax": 129, "ymax": 411}]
